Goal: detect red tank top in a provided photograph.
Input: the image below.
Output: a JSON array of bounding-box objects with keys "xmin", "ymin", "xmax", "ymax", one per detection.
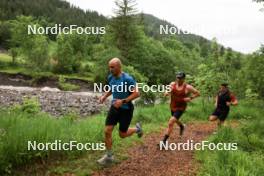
[{"xmin": 170, "ymin": 83, "xmax": 188, "ymax": 111}]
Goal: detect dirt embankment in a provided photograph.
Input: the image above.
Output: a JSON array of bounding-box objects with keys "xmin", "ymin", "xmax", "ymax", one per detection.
[{"xmin": 0, "ymin": 72, "xmax": 94, "ymax": 92}]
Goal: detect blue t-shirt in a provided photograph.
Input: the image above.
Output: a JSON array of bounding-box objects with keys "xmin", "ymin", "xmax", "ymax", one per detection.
[{"xmin": 108, "ymin": 72, "xmax": 136, "ymax": 109}]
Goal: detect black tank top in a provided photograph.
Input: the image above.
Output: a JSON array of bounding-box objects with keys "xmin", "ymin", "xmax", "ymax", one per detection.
[{"xmin": 217, "ymin": 90, "xmax": 231, "ymax": 110}]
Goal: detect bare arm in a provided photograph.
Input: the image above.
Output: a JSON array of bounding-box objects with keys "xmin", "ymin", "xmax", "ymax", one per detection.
[
  {"xmin": 123, "ymin": 87, "xmax": 140, "ymax": 102},
  {"xmin": 99, "ymin": 91, "xmax": 112, "ymax": 103},
  {"xmin": 227, "ymin": 94, "xmax": 238, "ymax": 106},
  {"xmin": 231, "ymin": 99, "xmax": 238, "ymax": 106},
  {"xmin": 188, "ymin": 85, "xmax": 200, "ymax": 100},
  {"xmin": 183, "ymin": 85, "xmax": 200, "ymax": 102},
  {"xmin": 164, "ymin": 82, "xmax": 174, "ymax": 96},
  {"xmin": 215, "ymin": 96, "xmax": 218, "ymax": 107}
]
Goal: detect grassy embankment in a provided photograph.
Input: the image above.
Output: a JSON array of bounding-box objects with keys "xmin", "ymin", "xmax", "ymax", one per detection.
[
  {"xmin": 196, "ymin": 100, "xmax": 264, "ymax": 176},
  {"xmin": 1, "ymin": 97, "xmax": 263, "ymax": 175}
]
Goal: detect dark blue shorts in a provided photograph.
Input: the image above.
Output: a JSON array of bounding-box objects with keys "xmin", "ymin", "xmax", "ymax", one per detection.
[{"xmin": 171, "ymin": 110, "xmax": 184, "ymax": 119}]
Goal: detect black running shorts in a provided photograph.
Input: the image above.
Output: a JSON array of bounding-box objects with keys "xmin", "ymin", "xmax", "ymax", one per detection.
[
  {"xmin": 212, "ymin": 108, "xmax": 230, "ymax": 121},
  {"xmin": 105, "ymin": 105, "xmax": 134, "ymax": 132}
]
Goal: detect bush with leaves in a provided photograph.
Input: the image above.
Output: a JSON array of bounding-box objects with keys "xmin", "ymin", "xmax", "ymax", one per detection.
[
  {"xmin": 243, "ymin": 46, "xmax": 264, "ymax": 98},
  {"xmin": 12, "ymin": 97, "xmax": 41, "ymax": 114},
  {"xmin": 9, "ymin": 16, "xmax": 49, "ymax": 70}
]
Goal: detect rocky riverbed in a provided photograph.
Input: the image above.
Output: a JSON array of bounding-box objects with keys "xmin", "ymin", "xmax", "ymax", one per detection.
[{"xmin": 0, "ymin": 86, "xmax": 110, "ymax": 116}]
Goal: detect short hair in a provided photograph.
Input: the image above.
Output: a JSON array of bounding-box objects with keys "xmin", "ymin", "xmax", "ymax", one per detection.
[{"xmin": 221, "ymin": 83, "xmax": 228, "ymax": 87}]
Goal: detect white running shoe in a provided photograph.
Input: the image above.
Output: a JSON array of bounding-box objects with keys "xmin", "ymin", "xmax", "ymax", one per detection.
[
  {"xmin": 97, "ymin": 154, "xmax": 114, "ymax": 165},
  {"xmin": 136, "ymin": 122, "xmax": 143, "ymax": 138}
]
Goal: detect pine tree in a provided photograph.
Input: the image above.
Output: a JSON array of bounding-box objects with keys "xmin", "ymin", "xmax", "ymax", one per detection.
[
  {"xmin": 113, "ymin": 0, "xmax": 138, "ymax": 16},
  {"xmin": 110, "ymin": 0, "xmax": 140, "ymax": 60}
]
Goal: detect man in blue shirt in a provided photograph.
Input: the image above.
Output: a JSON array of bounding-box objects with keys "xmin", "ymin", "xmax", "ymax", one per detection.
[{"xmin": 97, "ymin": 58, "xmax": 143, "ymax": 165}]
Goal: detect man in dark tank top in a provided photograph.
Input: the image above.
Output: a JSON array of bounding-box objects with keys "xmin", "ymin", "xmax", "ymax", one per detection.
[{"xmin": 209, "ymin": 83, "xmax": 238, "ymax": 127}]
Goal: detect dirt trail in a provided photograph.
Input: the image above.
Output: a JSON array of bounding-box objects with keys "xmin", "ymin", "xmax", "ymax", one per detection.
[{"xmin": 93, "ymin": 122, "xmax": 216, "ymax": 176}]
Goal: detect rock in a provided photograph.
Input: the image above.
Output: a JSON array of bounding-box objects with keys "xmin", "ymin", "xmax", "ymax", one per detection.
[
  {"xmin": 40, "ymin": 87, "xmax": 60, "ymax": 92},
  {"xmin": 0, "ymin": 86, "xmax": 110, "ymax": 117}
]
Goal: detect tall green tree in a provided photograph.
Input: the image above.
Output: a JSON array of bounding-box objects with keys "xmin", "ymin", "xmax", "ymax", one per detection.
[
  {"xmin": 0, "ymin": 21, "xmax": 11, "ymax": 49},
  {"xmin": 110, "ymin": 0, "xmax": 141, "ymax": 60},
  {"xmin": 209, "ymin": 38, "xmax": 220, "ymax": 63},
  {"xmin": 244, "ymin": 45, "xmax": 264, "ymax": 97}
]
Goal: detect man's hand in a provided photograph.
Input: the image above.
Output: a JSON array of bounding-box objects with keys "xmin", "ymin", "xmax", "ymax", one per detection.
[
  {"xmin": 164, "ymin": 92, "xmax": 169, "ymax": 97},
  {"xmin": 226, "ymin": 102, "xmax": 231, "ymax": 106},
  {"xmin": 99, "ymin": 96, "xmax": 106, "ymax": 104},
  {"xmin": 99, "ymin": 91, "xmax": 112, "ymax": 104},
  {"xmin": 113, "ymin": 99, "xmax": 123, "ymax": 109},
  {"xmin": 183, "ymin": 97, "xmax": 192, "ymax": 102}
]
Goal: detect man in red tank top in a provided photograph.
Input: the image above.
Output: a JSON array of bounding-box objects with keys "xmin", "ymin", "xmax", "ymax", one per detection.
[{"xmin": 161, "ymin": 72, "xmax": 200, "ymax": 144}]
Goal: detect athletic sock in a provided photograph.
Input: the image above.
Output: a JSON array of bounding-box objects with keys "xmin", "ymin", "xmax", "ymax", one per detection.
[
  {"xmin": 136, "ymin": 123, "xmax": 142, "ymax": 133},
  {"xmin": 162, "ymin": 134, "xmax": 169, "ymax": 142},
  {"xmin": 106, "ymin": 150, "xmax": 112, "ymax": 157},
  {"xmin": 136, "ymin": 127, "xmax": 140, "ymax": 133}
]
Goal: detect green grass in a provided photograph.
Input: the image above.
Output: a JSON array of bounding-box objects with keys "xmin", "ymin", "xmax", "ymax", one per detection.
[
  {"xmin": 0, "ymin": 97, "xmax": 222, "ymax": 175},
  {"xmin": 0, "ymin": 97, "xmax": 216, "ymax": 175},
  {"xmin": 0, "ymin": 53, "xmax": 12, "ymax": 63},
  {"xmin": 61, "ymin": 73, "xmax": 94, "ymax": 82},
  {"xmin": 58, "ymin": 76, "xmax": 80, "ymax": 91},
  {"xmin": 0, "ymin": 100, "xmax": 173, "ymax": 175},
  {"xmin": 48, "ymin": 41, "xmax": 57, "ymax": 57},
  {"xmin": 0, "ymin": 98, "xmax": 263, "ymax": 175},
  {"xmin": 0, "ymin": 53, "xmax": 13, "ymax": 68},
  {"xmin": 0, "ymin": 108, "xmax": 106, "ymax": 175},
  {"xmin": 0, "ymin": 66, "xmax": 94, "ymax": 85},
  {"xmin": 196, "ymin": 100, "xmax": 264, "ymax": 176}
]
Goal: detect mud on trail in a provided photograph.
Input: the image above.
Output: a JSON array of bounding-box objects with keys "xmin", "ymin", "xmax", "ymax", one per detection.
[{"xmin": 93, "ymin": 122, "xmax": 216, "ymax": 176}]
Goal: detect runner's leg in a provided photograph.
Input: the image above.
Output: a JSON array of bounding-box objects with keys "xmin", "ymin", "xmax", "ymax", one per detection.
[
  {"xmin": 209, "ymin": 115, "xmax": 218, "ymax": 121},
  {"xmin": 97, "ymin": 106, "xmax": 117, "ymax": 164},
  {"xmin": 175, "ymin": 118, "xmax": 184, "ymax": 128},
  {"xmin": 105, "ymin": 125, "xmax": 114, "ymax": 151},
  {"xmin": 166, "ymin": 117, "xmax": 177, "ymax": 135},
  {"xmin": 162, "ymin": 117, "xmax": 176, "ymax": 142},
  {"xmin": 119, "ymin": 128, "xmax": 137, "ymax": 138},
  {"xmin": 118, "ymin": 107, "xmax": 142, "ymax": 138},
  {"xmin": 97, "ymin": 125, "xmax": 115, "ymax": 164},
  {"xmin": 173, "ymin": 111, "xmax": 185, "ymax": 135},
  {"xmin": 218, "ymin": 120, "xmax": 225, "ymax": 127}
]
